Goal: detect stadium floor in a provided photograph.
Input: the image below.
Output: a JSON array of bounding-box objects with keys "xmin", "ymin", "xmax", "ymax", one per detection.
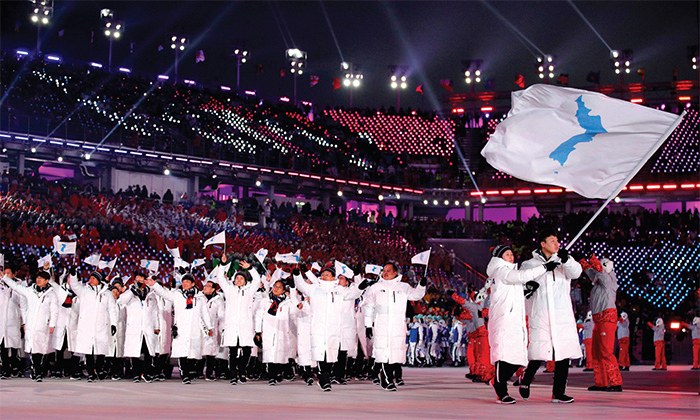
[{"xmin": 0, "ymin": 365, "xmax": 697, "ymax": 419}]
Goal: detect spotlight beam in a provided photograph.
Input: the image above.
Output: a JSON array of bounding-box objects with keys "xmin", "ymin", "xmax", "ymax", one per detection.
[
  {"xmin": 480, "ymin": 0, "xmax": 544, "ymax": 57},
  {"xmin": 567, "ymin": 0, "xmax": 614, "ymax": 53},
  {"xmin": 319, "ymin": 2, "xmax": 345, "ymax": 63}
]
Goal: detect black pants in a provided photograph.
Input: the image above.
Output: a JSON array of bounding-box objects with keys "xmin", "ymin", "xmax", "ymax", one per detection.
[
  {"xmin": 318, "ymin": 359, "xmax": 333, "ymax": 387},
  {"xmin": 522, "ymin": 359, "xmax": 570, "ymax": 397},
  {"xmin": 267, "ymin": 363, "xmax": 285, "ymax": 382},
  {"xmin": 0, "ymin": 340, "xmax": 16, "ymax": 377},
  {"xmin": 85, "ymin": 354, "xmax": 105, "ymax": 377},
  {"xmin": 131, "ymin": 338, "xmax": 154, "ymax": 377},
  {"xmin": 178, "ymin": 357, "xmax": 198, "ymax": 381},
  {"xmin": 299, "ymin": 365, "xmax": 313, "ymax": 381},
  {"xmin": 333, "ymin": 350, "xmax": 348, "ymax": 380},
  {"xmin": 228, "ymin": 346, "xmax": 252, "ymax": 379},
  {"xmin": 155, "ymin": 353, "xmax": 171, "ymax": 377},
  {"xmin": 106, "ymin": 357, "xmax": 123, "ymax": 377},
  {"xmin": 493, "ymin": 361, "xmax": 521, "ymax": 398},
  {"xmin": 30, "ymin": 353, "xmax": 47, "ymax": 378}
]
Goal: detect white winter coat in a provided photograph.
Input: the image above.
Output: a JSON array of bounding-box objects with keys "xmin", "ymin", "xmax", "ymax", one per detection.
[
  {"xmin": 292, "ymin": 293, "xmax": 315, "ymax": 366},
  {"xmin": 255, "ymin": 293, "xmax": 294, "ymax": 364},
  {"xmin": 339, "ymin": 289, "xmax": 359, "ymax": 357},
  {"xmin": 152, "ymin": 283, "xmax": 212, "ymax": 359},
  {"xmin": 355, "ymin": 295, "xmax": 372, "ymax": 359},
  {"xmin": 118, "ymin": 287, "xmax": 161, "ymax": 358},
  {"xmin": 486, "ymin": 256, "xmax": 546, "ymax": 366},
  {"xmin": 156, "ymin": 295, "xmax": 173, "ymax": 355},
  {"xmin": 69, "ymin": 277, "xmax": 118, "ymax": 356},
  {"xmin": 218, "ymin": 267, "xmax": 262, "ymax": 348},
  {"xmin": 363, "ymin": 275, "xmax": 425, "ymax": 364},
  {"xmin": 522, "ymin": 250, "xmax": 583, "ymax": 361},
  {"xmin": 49, "ymin": 280, "xmax": 79, "ymax": 352},
  {"xmin": 0, "ymin": 279, "xmax": 23, "ymax": 349},
  {"xmin": 201, "ymin": 293, "xmax": 225, "ymax": 357},
  {"xmin": 294, "ymin": 274, "xmax": 362, "ymax": 363},
  {"xmin": 3, "ymin": 275, "xmax": 58, "ymax": 354},
  {"xmin": 109, "ymin": 302, "xmax": 127, "ymax": 358}
]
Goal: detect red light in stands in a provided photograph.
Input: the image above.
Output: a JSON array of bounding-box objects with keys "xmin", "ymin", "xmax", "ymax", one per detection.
[
  {"xmin": 310, "ymin": 175, "xmax": 321, "ymax": 180},
  {"xmin": 678, "ymin": 96, "xmax": 691, "ymax": 101},
  {"xmin": 630, "ymin": 98, "xmax": 643, "ymax": 103},
  {"xmin": 480, "ymin": 106, "xmax": 493, "ymax": 112},
  {"xmin": 629, "ymin": 185, "xmax": 644, "ymax": 191},
  {"xmin": 517, "ymin": 189, "xmax": 531, "ymax": 194},
  {"xmin": 534, "ymin": 189, "xmax": 548, "ymax": 194},
  {"xmin": 549, "ymin": 188, "xmax": 563, "ymax": 193},
  {"xmin": 470, "ymin": 191, "xmax": 484, "ymax": 196},
  {"xmin": 348, "ymin": 180, "xmax": 358, "ymax": 185},
  {"xmin": 662, "ymin": 184, "xmax": 677, "ymax": 190},
  {"xmin": 485, "ymin": 190, "xmax": 500, "ymax": 195},
  {"xmin": 288, "ymin": 172, "xmax": 299, "ymax": 176},
  {"xmin": 382, "ymin": 186, "xmax": 392, "ymax": 190},
  {"xmin": 565, "ymin": 188, "xmax": 573, "ymax": 192},
  {"xmin": 325, "ymin": 177, "xmax": 336, "ymax": 182},
  {"xmin": 670, "ymin": 321, "xmax": 680, "ymax": 329},
  {"xmin": 392, "ymin": 187, "xmax": 403, "ymax": 191},
  {"xmin": 452, "ymin": 108, "xmax": 465, "ymax": 113},
  {"xmin": 273, "ymin": 170, "xmax": 285, "ymax": 175},
  {"xmin": 299, "ymin": 174, "xmax": 310, "ymax": 178},
  {"xmin": 260, "ymin": 168, "xmax": 272, "ymax": 173},
  {"xmin": 646, "ymin": 185, "xmax": 660, "ymax": 190},
  {"xmin": 501, "ymin": 190, "xmax": 515, "ymax": 195},
  {"xmin": 335, "ymin": 179, "xmax": 347, "ymax": 184},
  {"xmin": 247, "ymin": 167, "xmax": 259, "ymax": 171},
  {"xmin": 370, "ymin": 184, "xmax": 380, "ymax": 188},
  {"xmin": 681, "ymin": 184, "xmax": 695, "ymax": 189},
  {"xmin": 359, "ymin": 182, "xmax": 370, "ymax": 187}
]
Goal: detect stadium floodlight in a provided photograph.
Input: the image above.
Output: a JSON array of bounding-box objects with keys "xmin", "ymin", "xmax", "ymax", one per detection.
[
  {"xmin": 611, "ymin": 49, "xmax": 633, "ymax": 78},
  {"xmin": 535, "ymin": 55, "xmax": 555, "ymax": 82},
  {"xmin": 286, "ymin": 48, "xmax": 307, "ymax": 105},
  {"xmin": 100, "ymin": 9, "xmax": 124, "ymax": 72},
  {"xmin": 231, "ymin": 42, "xmax": 249, "ymax": 94},
  {"xmin": 378, "ymin": 195, "xmax": 384, "ymax": 201},
  {"xmin": 688, "ymin": 46, "xmax": 699, "ymax": 70},
  {"xmin": 341, "ymin": 62, "xmax": 363, "ymax": 107},
  {"xmin": 388, "ymin": 65, "xmax": 409, "ymax": 108},
  {"xmin": 337, "ymin": 190, "xmax": 343, "ymax": 197},
  {"xmin": 462, "ymin": 59, "xmax": 483, "ymax": 90},
  {"xmin": 30, "ymin": 1, "xmax": 53, "ymax": 54},
  {"xmin": 171, "ymin": 35, "xmax": 189, "ymax": 83}
]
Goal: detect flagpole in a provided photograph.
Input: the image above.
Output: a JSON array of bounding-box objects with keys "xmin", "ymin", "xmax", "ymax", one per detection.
[
  {"xmin": 566, "ymin": 110, "xmax": 686, "ymax": 250},
  {"xmin": 424, "ymin": 247, "xmax": 432, "ymax": 277}
]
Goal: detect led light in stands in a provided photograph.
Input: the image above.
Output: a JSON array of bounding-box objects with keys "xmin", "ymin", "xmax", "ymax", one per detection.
[
  {"xmin": 662, "ymin": 184, "xmax": 677, "ymax": 189},
  {"xmin": 220, "ymin": 86, "xmax": 231, "ymax": 91},
  {"xmin": 517, "ymin": 189, "xmax": 531, "ymax": 194},
  {"xmin": 501, "ymin": 190, "xmax": 515, "ymax": 195},
  {"xmin": 646, "ymin": 185, "xmax": 661, "ymax": 190},
  {"xmin": 279, "ymin": 97, "xmax": 290, "ymax": 102},
  {"xmin": 669, "ymin": 321, "xmax": 680, "ymax": 329},
  {"xmin": 46, "ymin": 55, "xmax": 61, "ymax": 61},
  {"xmin": 678, "ymin": 96, "xmax": 691, "ymax": 101},
  {"xmin": 534, "ymin": 189, "xmax": 548, "ymax": 194},
  {"xmin": 452, "ymin": 108, "xmax": 465, "ymax": 114},
  {"xmin": 470, "ymin": 191, "xmax": 484, "ymax": 196},
  {"xmin": 16, "ymin": 50, "xmax": 29, "ymax": 56},
  {"xmin": 630, "ymin": 98, "xmax": 643, "ymax": 103},
  {"xmin": 485, "ymin": 190, "xmax": 499, "ymax": 195},
  {"xmin": 244, "ymin": 91, "xmax": 256, "ymax": 96},
  {"xmin": 480, "ymin": 106, "xmax": 493, "ymax": 112},
  {"xmin": 549, "ymin": 188, "xmax": 563, "ymax": 193},
  {"xmin": 118, "ymin": 68, "xmax": 131, "ymax": 73},
  {"xmin": 89, "ymin": 62, "xmax": 103, "ymax": 68},
  {"xmin": 629, "ymin": 185, "xmax": 644, "ymax": 190},
  {"xmin": 680, "ymin": 184, "xmax": 695, "ymax": 188}
]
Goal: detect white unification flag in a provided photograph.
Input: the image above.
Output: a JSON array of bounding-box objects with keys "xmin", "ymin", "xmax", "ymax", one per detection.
[
  {"xmin": 275, "ymin": 251, "xmax": 300, "ymax": 264},
  {"xmin": 140, "ymin": 259, "xmax": 159, "ymax": 273},
  {"xmin": 53, "ymin": 235, "xmax": 77, "ymax": 255},
  {"xmin": 0, "ymin": 254, "xmax": 4, "ymax": 269},
  {"xmin": 99, "ymin": 257, "xmax": 118, "ymax": 271},
  {"xmin": 481, "ymin": 84, "xmax": 684, "ymax": 199},
  {"xmin": 203, "ymin": 231, "xmax": 226, "ymax": 248},
  {"xmin": 254, "ymin": 248, "xmax": 268, "ymax": 265},
  {"xmin": 191, "ymin": 258, "xmax": 206, "ymax": 268},
  {"xmin": 38, "ymin": 254, "xmax": 53, "ymax": 268},
  {"xmin": 279, "ymin": 270, "xmax": 291, "ymax": 279},
  {"xmin": 411, "ymin": 249, "xmax": 431, "ymax": 265},
  {"xmin": 365, "ymin": 264, "xmax": 383, "ymax": 276},
  {"xmin": 334, "ymin": 261, "xmax": 354, "ymax": 279},
  {"xmin": 168, "ymin": 247, "xmax": 181, "ymax": 260},
  {"xmin": 174, "ymin": 258, "xmax": 190, "ymax": 269},
  {"xmin": 84, "ymin": 254, "xmax": 101, "ymax": 267},
  {"xmin": 311, "ymin": 262, "xmax": 322, "ymax": 272}
]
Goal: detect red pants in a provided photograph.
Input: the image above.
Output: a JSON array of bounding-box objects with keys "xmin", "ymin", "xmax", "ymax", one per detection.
[
  {"xmin": 471, "ymin": 329, "xmax": 495, "ymax": 381},
  {"xmin": 654, "ymin": 340, "xmax": 667, "ymax": 369},
  {"xmin": 583, "ymin": 338, "xmax": 594, "ymax": 369},
  {"xmin": 467, "ymin": 338, "xmax": 475, "ymax": 372},
  {"xmin": 692, "ymin": 338, "xmax": 700, "ymax": 369},
  {"xmin": 593, "ymin": 320, "xmax": 622, "ymax": 387},
  {"xmin": 545, "ymin": 360, "xmax": 555, "ymax": 372},
  {"xmin": 618, "ymin": 337, "xmax": 630, "ymax": 368}
]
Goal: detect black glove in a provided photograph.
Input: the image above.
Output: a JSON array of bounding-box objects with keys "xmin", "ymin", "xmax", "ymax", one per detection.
[
  {"xmin": 285, "ymin": 276, "xmax": 295, "ymax": 288},
  {"xmin": 557, "ymin": 249, "xmax": 569, "ymax": 264},
  {"xmin": 254, "ymin": 333, "xmax": 263, "ymax": 348},
  {"xmin": 111, "ymin": 325, "xmax": 117, "ymax": 336},
  {"xmin": 292, "ymin": 268, "xmax": 301, "ymax": 276},
  {"xmin": 365, "ymin": 327, "xmax": 373, "ymax": 339},
  {"xmin": 69, "ymin": 267, "xmax": 77, "ymax": 277},
  {"xmin": 446, "ymin": 289, "xmax": 455, "ymax": 296},
  {"xmin": 20, "ymin": 325, "xmax": 25, "ymax": 340},
  {"xmin": 524, "ymin": 281, "xmax": 540, "ymax": 299},
  {"xmin": 130, "ymin": 285, "xmax": 139, "ymax": 295},
  {"xmin": 544, "ymin": 261, "xmax": 559, "ymax": 272},
  {"xmin": 359, "ymin": 279, "xmax": 378, "ymax": 290},
  {"xmin": 171, "ymin": 325, "xmax": 178, "ymax": 339},
  {"xmin": 419, "ymin": 276, "xmax": 427, "ymax": 287}
]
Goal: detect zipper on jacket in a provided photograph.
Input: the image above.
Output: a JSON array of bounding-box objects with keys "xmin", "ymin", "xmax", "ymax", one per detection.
[{"xmin": 393, "ymin": 291, "xmax": 395, "ymax": 303}]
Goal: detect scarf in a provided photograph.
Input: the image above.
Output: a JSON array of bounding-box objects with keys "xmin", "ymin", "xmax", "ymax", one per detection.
[
  {"xmin": 34, "ymin": 284, "xmax": 50, "ymax": 293},
  {"xmin": 205, "ymin": 291, "xmax": 217, "ymax": 301},
  {"xmin": 267, "ymin": 292, "xmax": 287, "ymax": 316},
  {"xmin": 184, "ymin": 288, "xmax": 196, "ymax": 309}
]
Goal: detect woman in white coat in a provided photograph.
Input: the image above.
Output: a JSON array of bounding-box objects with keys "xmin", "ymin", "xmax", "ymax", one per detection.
[
  {"xmin": 48, "ymin": 269, "xmax": 81, "ymax": 379},
  {"xmin": 254, "ymin": 279, "xmax": 295, "ymax": 386},
  {"xmin": 200, "ymin": 279, "xmax": 225, "ymax": 381},
  {"xmin": 216, "ymin": 258, "xmax": 262, "ymax": 385},
  {"xmin": 363, "ymin": 263, "xmax": 426, "ymax": 391},
  {"xmin": 0, "ymin": 265, "xmax": 24, "ymax": 379},
  {"xmin": 68, "ymin": 270, "xmax": 118, "ymax": 382},
  {"xmin": 3, "ymin": 271, "xmax": 58, "ymax": 381},
  {"xmin": 146, "ymin": 273, "xmax": 213, "ymax": 384},
  {"xmin": 486, "ymin": 245, "xmax": 553, "ymax": 404},
  {"xmin": 118, "ymin": 273, "xmax": 161, "ymax": 382},
  {"xmin": 293, "ymin": 266, "xmax": 365, "ymax": 392},
  {"xmin": 154, "ymin": 281, "xmax": 173, "ymax": 381},
  {"xmin": 292, "ymin": 288, "xmax": 315, "ymax": 385},
  {"xmin": 334, "ymin": 274, "xmax": 361, "ymax": 385}
]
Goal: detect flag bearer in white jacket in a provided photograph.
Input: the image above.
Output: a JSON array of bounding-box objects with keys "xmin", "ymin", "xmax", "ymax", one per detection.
[
  {"xmin": 154, "ymin": 278, "xmax": 174, "ymax": 381},
  {"xmin": 118, "ymin": 272, "xmax": 161, "ymax": 383},
  {"xmin": 107, "ymin": 279, "xmax": 127, "ymax": 380},
  {"xmin": 363, "ymin": 262, "xmax": 426, "ymax": 391},
  {"xmin": 0, "ymin": 265, "xmax": 24, "ymax": 379},
  {"xmin": 48, "ymin": 269, "xmax": 81, "ymax": 379},
  {"xmin": 68, "ymin": 270, "xmax": 118, "ymax": 382},
  {"xmin": 216, "ymin": 257, "xmax": 262, "ymax": 385},
  {"xmin": 146, "ymin": 273, "xmax": 213, "ymax": 384},
  {"xmin": 519, "ymin": 229, "xmax": 582, "ymax": 404},
  {"xmin": 293, "ymin": 266, "xmax": 366, "ymax": 392},
  {"xmin": 485, "ymin": 245, "xmax": 553, "ymax": 404},
  {"xmin": 334, "ymin": 273, "xmax": 362, "ymax": 385},
  {"xmin": 3, "ymin": 270, "xmax": 58, "ymax": 381},
  {"xmin": 200, "ymin": 279, "xmax": 225, "ymax": 381}
]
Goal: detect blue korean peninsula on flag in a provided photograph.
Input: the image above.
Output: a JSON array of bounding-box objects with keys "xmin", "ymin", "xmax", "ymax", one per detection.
[{"xmin": 481, "ymin": 84, "xmax": 683, "ymax": 199}]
